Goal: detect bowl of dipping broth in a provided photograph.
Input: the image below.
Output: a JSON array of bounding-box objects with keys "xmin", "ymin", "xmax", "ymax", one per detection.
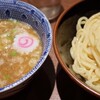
[
  {"xmin": 54, "ymin": 0, "xmax": 100, "ymax": 98},
  {"xmin": 0, "ymin": 0, "xmax": 52, "ymax": 99}
]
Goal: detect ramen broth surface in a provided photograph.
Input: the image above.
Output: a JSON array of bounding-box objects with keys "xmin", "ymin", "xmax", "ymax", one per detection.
[{"xmin": 0, "ymin": 19, "xmax": 43, "ymax": 87}]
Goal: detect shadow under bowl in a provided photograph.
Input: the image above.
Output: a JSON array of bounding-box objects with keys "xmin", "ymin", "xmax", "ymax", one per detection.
[{"xmin": 54, "ymin": 0, "xmax": 100, "ymax": 98}]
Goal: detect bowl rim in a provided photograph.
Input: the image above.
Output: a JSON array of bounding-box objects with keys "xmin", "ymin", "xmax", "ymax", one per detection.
[
  {"xmin": 53, "ymin": 0, "xmax": 100, "ymax": 97},
  {"xmin": 0, "ymin": 0, "xmax": 52, "ymax": 93}
]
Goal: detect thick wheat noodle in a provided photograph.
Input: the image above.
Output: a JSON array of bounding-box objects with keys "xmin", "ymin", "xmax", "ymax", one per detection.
[{"xmin": 70, "ymin": 12, "xmax": 100, "ymax": 92}]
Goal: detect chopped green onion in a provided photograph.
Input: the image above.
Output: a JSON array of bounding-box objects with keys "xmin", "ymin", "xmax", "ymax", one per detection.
[
  {"xmin": 0, "ymin": 45, "xmax": 3, "ymax": 49},
  {"xmin": 4, "ymin": 74, "xmax": 10, "ymax": 80},
  {"xmin": 7, "ymin": 35, "xmax": 13, "ymax": 41},
  {"xmin": 10, "ymin": 51, "xmax": 18, "ymax": 56},
  {"xmin": 11, "ymin": 29, "xmax": 16, "ymax": 34}
]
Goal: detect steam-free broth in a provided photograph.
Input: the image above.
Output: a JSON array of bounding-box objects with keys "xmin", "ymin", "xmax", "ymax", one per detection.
[{"xmin": 0, "ymin": 19, "xmax": 43, "ymax": 87}]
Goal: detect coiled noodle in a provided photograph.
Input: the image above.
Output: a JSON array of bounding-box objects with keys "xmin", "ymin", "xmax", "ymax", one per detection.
[{"xmin": 70, "ymin": 12, "xmax": 100, "ymax": 92}]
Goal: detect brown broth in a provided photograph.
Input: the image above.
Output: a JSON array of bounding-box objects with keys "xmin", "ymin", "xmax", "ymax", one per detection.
[{"xmin": 0, "ymin": 19, "xmax": 43, "ymax": 87}]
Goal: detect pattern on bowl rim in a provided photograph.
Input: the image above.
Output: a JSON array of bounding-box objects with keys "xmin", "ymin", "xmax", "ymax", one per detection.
[{"xmin": 0, "ymin": 0, "xmax": 52, "ymax": 92}]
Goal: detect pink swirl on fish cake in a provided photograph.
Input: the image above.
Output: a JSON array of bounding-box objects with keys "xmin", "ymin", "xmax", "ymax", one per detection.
[
  {"xmin": 13, "ymin": 33, "xmax": 39, "ymax": 54},
  {"xmin": 18, "ymin": 36, "xmax": 34, "ymax": 48}
]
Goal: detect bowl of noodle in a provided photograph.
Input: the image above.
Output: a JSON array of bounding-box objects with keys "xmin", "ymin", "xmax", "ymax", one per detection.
[{"xmin": 54, "ymin": 0, "xmax": 100, "ymax": 98}]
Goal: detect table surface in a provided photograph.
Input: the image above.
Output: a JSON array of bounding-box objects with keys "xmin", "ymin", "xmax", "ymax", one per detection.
[{"xmin": 2, "ymin": 0, "xmax": 100, "ymax": 100}]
